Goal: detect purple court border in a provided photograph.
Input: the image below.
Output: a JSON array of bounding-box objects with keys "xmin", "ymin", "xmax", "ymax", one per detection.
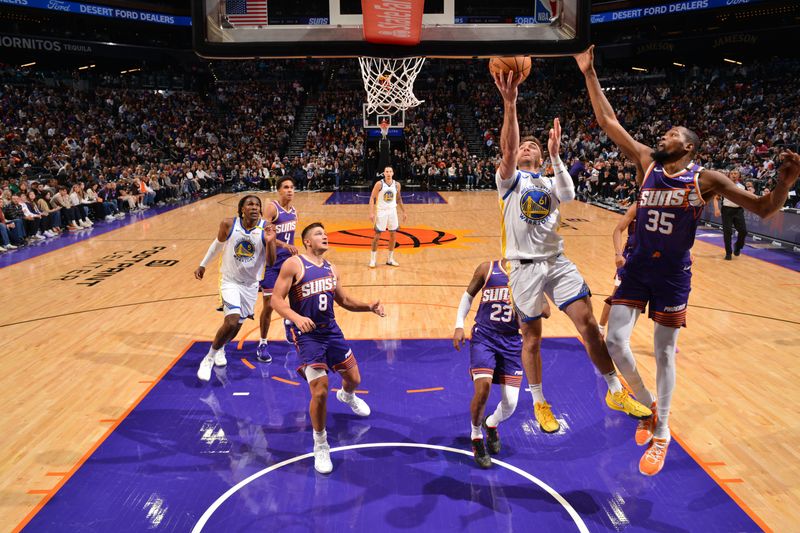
[{"xmin": 324, "ymin": 190, "xmax": 447, "ymax": 205}]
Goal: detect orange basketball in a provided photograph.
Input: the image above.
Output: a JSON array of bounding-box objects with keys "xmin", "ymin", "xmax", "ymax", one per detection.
[{"xmin": 489, "ymin": 56, "xmax": 532, "ymax": 83}]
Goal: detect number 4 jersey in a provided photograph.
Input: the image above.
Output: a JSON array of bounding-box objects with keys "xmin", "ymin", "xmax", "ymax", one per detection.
[
  {"xmin": 289, "ymin": 255, "xmax": 337, "ymax": 326},
  {"xmin": 634, "ymin": 161, "xmax": 705, "ymax": 260},
  {"xmin": 473, "ymin": 260, "xmax": 519, "ymax": 336}
]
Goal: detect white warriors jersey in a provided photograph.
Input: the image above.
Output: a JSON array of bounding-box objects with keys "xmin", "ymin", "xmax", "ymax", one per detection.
[
  {"xmin": 221, "ymin": 217, "xmax": 269, "ymax": 285},
  {"xmin": 496, "ymin": 169, "xmax": 564, "ymax": 261},
  {"xmin": 376, "ymin": 179, "xmax": 397, "ymax": 211}
]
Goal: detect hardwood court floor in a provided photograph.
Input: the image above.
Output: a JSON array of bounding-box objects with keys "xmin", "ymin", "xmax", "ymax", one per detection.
[{"xmin": 1, "ymin": 191, "xmax": 798, "ymax": 530}]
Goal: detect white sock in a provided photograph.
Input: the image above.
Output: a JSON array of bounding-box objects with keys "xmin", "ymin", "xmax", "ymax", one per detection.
[
  {"xmin": 529, "ymin": 383, "xmax": 545, "ymax": 404},
  {"xmin": 470, "ymin": 423, "xmax": 483, "ymax": 440},
  {"xmin": 388, "ymin": 251, "xmax": 395, "ymax": 261},
  {"xmin": 259, "ymin": 338, "xmax": 268, "ymax": 345},
  {"xmin": 313, "ymin": 429, "xmax": 327, "ymax": 445},
  {"xmin": 603, "ymin": 370, "xmax": 623, "ymax": 394},
  {"xmin": 205, "ymin": 346, "xmax": 220, "ymax": 359},
  {"xmin": 486, "ymin": 384, "xmax": 519, "ymax": 427},
  {"xmin": 370, "ymin": 251, "xmax": 377, "ymax": 262},
  {"xmin": 339, "ymin": 389, "xmax": 354, "ymax": 402}
]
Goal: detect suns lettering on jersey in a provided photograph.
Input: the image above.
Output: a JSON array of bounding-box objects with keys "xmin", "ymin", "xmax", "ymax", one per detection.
[
  {"xmin": 274, "ymin": 220, "xmax": 296, "ymax": 234},
  {"xmin": 300, "ymin": 276, "xmax": 337, "ymax": 298},
  {"xmin": 639, "ymin": 188, "xmax": 703, "ymax": 208},
  {"xmin": 481, "ymin": 287, "xmax": 510, "ymax": 303}
]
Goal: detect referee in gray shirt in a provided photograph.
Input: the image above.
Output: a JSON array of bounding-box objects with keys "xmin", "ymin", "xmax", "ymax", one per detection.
[{"xmin": 713, "ymin": 169, "xmax": 748, "ymax": 260}]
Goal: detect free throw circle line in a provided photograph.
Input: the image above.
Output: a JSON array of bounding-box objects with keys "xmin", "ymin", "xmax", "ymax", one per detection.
[{"xmin": 191, "ymin": 441, "xmax": 589, "ymax": 532}]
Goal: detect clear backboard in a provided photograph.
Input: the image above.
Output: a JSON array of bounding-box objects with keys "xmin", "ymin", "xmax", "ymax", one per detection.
[{"xmin": 192, "ymin": 0, "xmax": 590, "ymax": 58}]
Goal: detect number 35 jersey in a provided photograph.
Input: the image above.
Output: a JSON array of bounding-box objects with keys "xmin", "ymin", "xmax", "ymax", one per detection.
[
  {"xmin": 289, "ymin": 255, "xmax": 337, "ymax": 325},
  {"xmin": 635, "ymin": 161, "xmax": 705, "ymax": 261},
  {"xmin": 474, "ymin": 260, "xmax": 519, "ymax": 336}
]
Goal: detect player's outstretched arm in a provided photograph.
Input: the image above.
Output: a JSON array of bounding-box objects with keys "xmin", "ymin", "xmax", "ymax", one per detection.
[
  {"xmin": 453, "ymin": 261, "xmax": 490, "ymax": 351},
  {"xmin": 547, "ymin": 118, "xmax": 575, "ymax": 203},
  {"xmin": 493, "ymin": 70, "xmax": 524, "ymax": 182},
  {"xmin": 612, "ymin": 204, "xmax": 637, "ymax": 269},
  {"xmin": 332, "ymin": 265, "xmax": 385, "ymax": 316},
  {"xmin": 271, "ymin": 257, "xmax": 316, "ymax": 332},
  {"xmin": 194, "ymin": 218, "xmax": 232, "ymax": 280},
  {"xmin": 575, "ymin": 45, "xmax": 652, "ymax": 181},
  {"xmin": 703, "ymin": 151, "xmax": 800, "ymax": 218}
]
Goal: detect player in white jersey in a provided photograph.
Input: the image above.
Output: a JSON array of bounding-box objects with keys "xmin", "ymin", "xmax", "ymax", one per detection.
[
  {"xmin": 194, "ymin": 195, "xmax": 276, "ymax": 382},
  {"xmin": 493, "ymin": 71, "xmax": 651, "ymax": 432},
  {"xmin": 368, "ymin": 166, "xmax": 407, "ymax": 268}
]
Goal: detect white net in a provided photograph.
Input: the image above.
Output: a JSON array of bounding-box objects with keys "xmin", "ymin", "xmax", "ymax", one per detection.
[{"xmin": 358, "ymin": 57, "xmax": 426, "ymax": 116}]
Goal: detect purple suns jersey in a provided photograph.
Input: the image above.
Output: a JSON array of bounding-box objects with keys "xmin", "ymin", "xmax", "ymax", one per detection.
[
  {"xmin": 271, "ymin": 201, "xmax": 297, "ymax": 263},
  {"xmin": 634, "ymin": 161, "xmax": 705, "ymax": 260},
  {"xmin": 473, "ymin": 261, "xmax": 518, "ymax": 335},
  {"xmin": 623, "ymin": 216, "xmax": 637, "ymax": 258},
  {"xmin": 289, "ymin": 256, "xmax": 337, "ymax": 325}
]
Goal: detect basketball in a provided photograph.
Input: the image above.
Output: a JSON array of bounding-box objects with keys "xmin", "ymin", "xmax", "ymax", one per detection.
[{"xmin": 489, "ymin": 56, "xmax": 532, "ymax": 83}]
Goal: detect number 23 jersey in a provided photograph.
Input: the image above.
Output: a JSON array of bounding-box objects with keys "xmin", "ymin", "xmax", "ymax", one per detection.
[
  {"xmin": 474, "ymin": 260, "xmax": 518, "ymax": 336},
  {"xmin": 289, "ymin": 255, "xmax": 337, "ymax": 324}
]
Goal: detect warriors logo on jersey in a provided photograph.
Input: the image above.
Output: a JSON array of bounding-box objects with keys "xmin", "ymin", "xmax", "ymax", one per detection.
[
  {"xmin": 233, "ymin": 238, "xmax": 256, "ymax": 263},
  {"xmin": 519, "ymin": 185, "xmax": 552, "ymax": 225},
  {"xmin": 383, "ymin": 190, "xmax": 394, "ymax": 203}
]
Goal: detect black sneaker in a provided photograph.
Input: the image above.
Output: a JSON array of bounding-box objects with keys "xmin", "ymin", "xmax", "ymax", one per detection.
[
  {"xmin": 471, "ymin": 438, "xmax": 492, "ymax": 469},
  {"xmin": 724, "ymin": 254, "xmax": 732, "ymax": 260},
  {"xmin": 482, "ymin": 418, "xmax": 500, "ymax": 454},
  {"xmin": 734, "ymin": 245, "xmax": 742, "ymax": 256}
]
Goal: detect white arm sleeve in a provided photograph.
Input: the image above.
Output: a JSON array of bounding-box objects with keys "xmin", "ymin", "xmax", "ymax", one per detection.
[
  {"xmin": 454, "ymin": 291, "xmax": 475, "ymax": 329},
  {"xmin": 200, "ymin": 239, "xmax": 224, "ymax": 268},
  {"xmin": 551, "ymin": 155, "xmax": 575, "ymax": 203}
]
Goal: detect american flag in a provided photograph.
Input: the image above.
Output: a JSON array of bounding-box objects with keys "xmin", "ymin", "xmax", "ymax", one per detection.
[{"xmin": 225, "ymin": 0, "xmax": 268, "ymax": 26}]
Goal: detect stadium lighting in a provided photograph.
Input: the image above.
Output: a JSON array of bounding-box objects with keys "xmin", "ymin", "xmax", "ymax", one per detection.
[
  {"xmin": 21, "ymin": 62, "xmax": 36, "ymax": 68},
  {"xmin": 673, "ymin": 62, "xmax": 685, "ymax": 67},
  {"xmin": 724, "ymin": 58, "xmax": 742, "ymax": 65},
  {"xmin": 631, "ymin": 67, "xmax": 647, "ymax": 72},
  {"xmin": 78, "ymin": 64, "xmax": 96, "ymax": 71},
  {"xmin": 121, "ymin": 68, "xmax": 142, "ymax": 74}
]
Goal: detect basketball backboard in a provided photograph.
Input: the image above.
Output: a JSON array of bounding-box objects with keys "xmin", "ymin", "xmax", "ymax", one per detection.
[{"xmin": 192, "ymin": 0, "xmax": 589, "ymax": 59}]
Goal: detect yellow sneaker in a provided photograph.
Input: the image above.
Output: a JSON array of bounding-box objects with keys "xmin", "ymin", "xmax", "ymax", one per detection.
[
  {"xmin": 534, "ymin": 401, "xmax": 560, "ymax": 433},
  {"xmin": 606, "ymin": 389, "xmax": 652, "ymax": 419},
  {"xmin": 635, "ymin": 403, "xmax": 657, "ymax": 446},
  {"xmin": 639, "ymin": 437, "xmax": 670, "ymax": 476}
]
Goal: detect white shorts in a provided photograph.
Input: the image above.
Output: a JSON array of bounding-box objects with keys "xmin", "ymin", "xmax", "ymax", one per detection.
[
  {"xmin": 219, "ymin": 280, "xmax": 258, "ymax": 322},
  {"xmin": 508, "ymin": 254, "xmax": 590, "ymax": 321},
  {"xmin": 375, "ymin": 209, "xmax": 399, "ymax": 232}
]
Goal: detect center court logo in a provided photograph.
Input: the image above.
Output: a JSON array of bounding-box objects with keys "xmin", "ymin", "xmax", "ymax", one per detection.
[
  {"xmin": 519, "ymin": 186, "xmax": 552, "ymax": 225},
  {"xmin": 233, "ymin": 238, "xmax": 256, "ymax": 262},
  {"xmin": 326, "ymin": 227, "xmax": 457, "ymax": 249}
]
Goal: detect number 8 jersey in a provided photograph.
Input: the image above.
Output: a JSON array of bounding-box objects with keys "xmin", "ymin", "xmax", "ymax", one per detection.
[
  {"xmin": 289, "ymin": 256, "xmax": 337, "ymax": 325},
  {"xmin": 635, "ymin": 161, "xmax": 705, "ymax": 260},
  {"xmin": 474, "ymin": 260, "xmax": 519, "ymax": 336}
]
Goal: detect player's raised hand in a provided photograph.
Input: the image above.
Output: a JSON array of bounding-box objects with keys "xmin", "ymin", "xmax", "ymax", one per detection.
[
  {"xmin": 194, "ymin": 266, "xmax": 205, "ymax": 280},
  {"xmin": 452, "ymin": 328, "xmax": 466, "ymax": 351},
  {"xmin": 371, "ymin": 300, "xmax": 385, "ymax": 317},
  {"xmin": 548, "ymin": 118, "xmax": 562, "ymax": 159},
  {"xmin": 493, "ymin": 70, "xmax": 521, "ymax": 104},
  {"xmin": 574, "ymin": 44, "xmax": 595, "ymax": 75},
  {"xmin": 777, "ymin": 150, "xmax": 800, "ymax": 184},
  {"xmin": 294, "ymin": 316, "xmax": 316, "ymax": 333}
]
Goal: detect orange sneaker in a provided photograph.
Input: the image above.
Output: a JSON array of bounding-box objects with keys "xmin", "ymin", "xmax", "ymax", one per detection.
[
  {"xmin": 635, "ymin": 403, "xmax": 657, "ymax": 446},
  {"xmin": 639, "ymin": 437, "xmax": 670, "ymax": 476}
]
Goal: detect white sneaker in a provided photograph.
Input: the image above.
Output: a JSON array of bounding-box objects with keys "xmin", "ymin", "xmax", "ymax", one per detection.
[
  {"xmin": 368, "ymin": 260, "xmax": 376, "ymax": 268},
  {"xmin": 213, "ymin": 349, "xmax": 227, "ymax": 367},
  {"xmin": 115, "ymin": 213, "xmax": 126, "ymax": 219},
  {"xmin": 6, "ymin": 243, "xmax": 17, "ymax": 249},
  {"xmin": 386, "ymin": 258, "xmax": 400, "ymax": 267},
  {"xmin": 78, "ymin": 219, "xmax": 89, "ymax": 228},
  {"xmin": 105, "ymin": 215, "xmax": 115, "ymax": 221},
  {"xmin": 313, "ymin": 443, "xmax": 333, "ymax": 474},
  {"xmin": 197, "ymin": 355, "xmax": 214, "ymax": 381},
  {"xmin": 34, "ymin": 233, "xmax": 46, "ymax": 240},
  {"xmin": 85, "ymin": 219, "xmax": 94, "ymax": 226},
  {"xmin": 337, "ymin": 389, "xmax": 371, "ymax": 416},
  {"xmin": 0, "ymin": 245, "xmax": 6, "ymax": 252}
]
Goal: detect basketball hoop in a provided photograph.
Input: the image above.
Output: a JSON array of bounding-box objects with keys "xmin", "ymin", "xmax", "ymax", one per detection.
[
  {"xmin": 379, "ymin": 120, "xmax": 390, "ymax": 140},
  {"xmin": 359, "ymin": 57, "xmax": 426, "ymax": 116}
]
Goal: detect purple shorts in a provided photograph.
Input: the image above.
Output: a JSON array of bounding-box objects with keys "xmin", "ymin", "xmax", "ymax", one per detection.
[
  {"xmin": 611, "ymin": 254, "xmax": 692, "ymax": 327},
  {"xmin": 260, "ymin": 255, "xmax": 290, "ymax": 294},
  {"xmin": 287, "ymin": 321, "xmax": 356, "ymax": 380},
  {"xmin": 469, "ymin": 325, "xmax": 523, "ymax": 387}
]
